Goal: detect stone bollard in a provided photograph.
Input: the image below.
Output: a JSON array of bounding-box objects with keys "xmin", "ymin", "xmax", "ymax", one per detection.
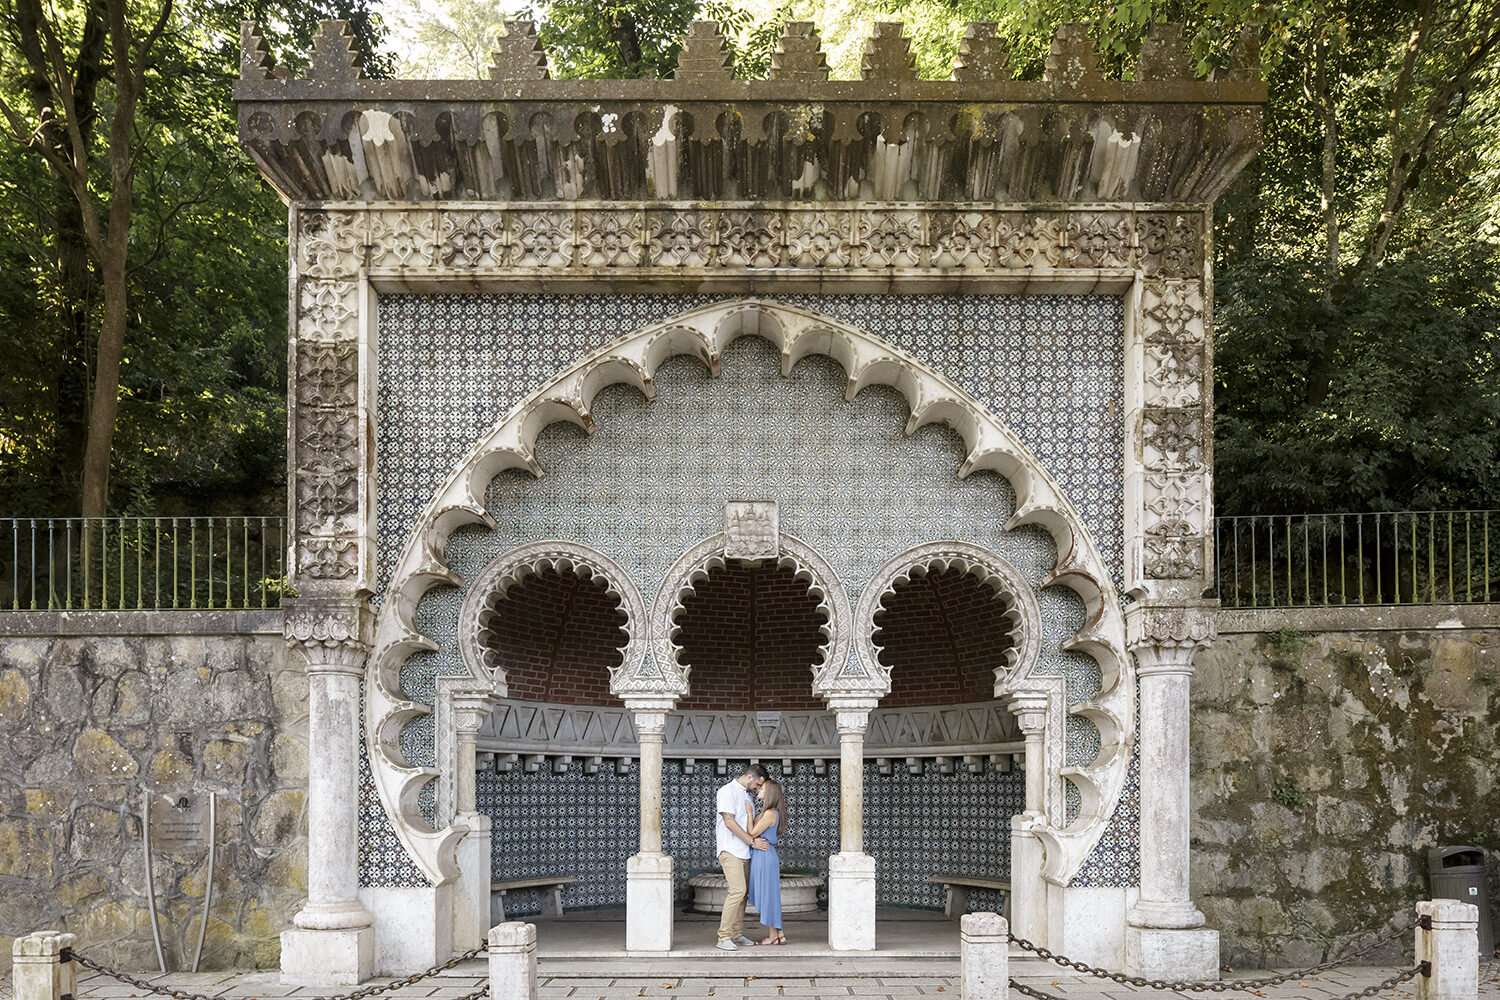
[
  {"xmin": 1416, "ymin": 899, "xmax": 1480, "ymax": 1000},
  {"xmin": 961, "ymin": 912, "xmax": 1009, "ymax": 1000},
  {"xmin": 12, "ymin": 931, "xmax": 78, "ymax": 1000},
  {"xmin": 488, "ymin": 922, "xmax": 537, "ymax": 1000}
]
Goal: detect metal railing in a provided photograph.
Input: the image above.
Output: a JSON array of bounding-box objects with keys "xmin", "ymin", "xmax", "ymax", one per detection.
[
  {"xmin": 1, "ymin": 517, "xmax": 288, "ymax": 611},
  {"xmin": 1214, "ymin": 509, "xmax": 1498, "ymax": 608}
]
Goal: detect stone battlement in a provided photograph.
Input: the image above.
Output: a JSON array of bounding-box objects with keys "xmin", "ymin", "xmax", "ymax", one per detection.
[{"xmin": 235, "ymin": 19, "xmax": 1265, "ymax": 206}]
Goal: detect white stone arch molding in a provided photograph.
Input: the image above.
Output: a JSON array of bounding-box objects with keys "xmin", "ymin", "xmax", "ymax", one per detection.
[
  {"xmin": 855, "ymin": 540, "xmax": 1130, "ymax": 883},
  {"xmin": 651, "ymin": 531, "xmax": 852, "ymax": 701},
  {"xmin": 456, "ymin": 540, "xmax": 648, "ymax": 692},
  {"xmin": 855, "ymin": 541, "xmax": 1045, "ymax": 690},
  {"xmin": 369, "ymin": 296, "xmax": 1128, "ymax": 885}
]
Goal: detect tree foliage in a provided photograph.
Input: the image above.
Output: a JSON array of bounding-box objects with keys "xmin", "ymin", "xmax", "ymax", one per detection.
[
  {"xmin": 0, "ymin": 1, "xmax": 386, "ymax": 516},
  {"xmin": 1, "ymin": 0, "xmax": 1497, "ymax": 520}
]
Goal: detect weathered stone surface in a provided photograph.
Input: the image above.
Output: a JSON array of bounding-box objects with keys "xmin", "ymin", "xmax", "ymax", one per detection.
[
  {"xmin": 0, "ymin": 624, "xmax": 303, "ymax": 972},
  {"xmin": 73, "ymin": 728, "xmax": 138, "ymax": 778},
  {"xmin": 1194, "ymin": 623, "xmax": 1500, "ymax": 967},
  {"xmin": 0, "ymin": 667, "xmax": 31, "ymax": 720},
  {"xmin": 251, "ymin": 788, "xmax": 305, "ymax": 846}
]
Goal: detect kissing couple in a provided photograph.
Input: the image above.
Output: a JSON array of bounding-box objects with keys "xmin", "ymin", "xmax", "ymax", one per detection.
[{"xmin": 714, "ymin": 762, "xmax": 788, "ymax": 950}]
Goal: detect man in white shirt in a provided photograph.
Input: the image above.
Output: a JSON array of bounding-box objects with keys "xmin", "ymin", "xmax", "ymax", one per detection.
[{"xmin": 715, "ymin": 762, "xmax": 770, "ymax": 950}]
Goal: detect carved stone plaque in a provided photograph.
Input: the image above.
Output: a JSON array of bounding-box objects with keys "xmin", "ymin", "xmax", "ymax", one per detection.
[
  {"xmin": 150, "ymin": 792, "xmax": 208, "ymax": 853},
  {"xmin": 725, "ymin": 501, "xmax": 778, "ymax": 562}
]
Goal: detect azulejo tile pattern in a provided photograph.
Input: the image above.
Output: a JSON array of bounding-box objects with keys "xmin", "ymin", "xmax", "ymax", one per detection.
[
  {"xmin": 375, "ymin": 293, "xmax": 1125, "ymax": 595},
  {"xmin": 364, "ymin": 292, "xmax": 1138, "ymax": 889},
  {"xmin": 478, "ymin": 758, "xmax": 1025, "ymax": 917}
]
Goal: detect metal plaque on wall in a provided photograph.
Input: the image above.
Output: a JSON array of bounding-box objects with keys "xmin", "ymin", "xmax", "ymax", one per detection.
[{"xmin": 150, "ymin": 792, "xmax": 208, "ymax": 853}]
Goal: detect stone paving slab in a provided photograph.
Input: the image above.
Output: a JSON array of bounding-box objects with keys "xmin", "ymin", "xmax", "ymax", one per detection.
[{"xmin": 0, "ymin": 962, "xmax": 1494, "ymax": 1000}]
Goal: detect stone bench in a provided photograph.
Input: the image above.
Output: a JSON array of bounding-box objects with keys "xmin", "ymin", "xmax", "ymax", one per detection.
[
  {"xmin": 930, "ymin": 875, "xmax": 1011, "ymax": 920},
  {"xmin": 491, "ymin": 875, "xmax": 578, "ymax": 923}
]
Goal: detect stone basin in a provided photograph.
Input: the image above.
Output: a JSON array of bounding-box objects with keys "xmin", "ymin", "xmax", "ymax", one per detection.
[{"xmin": 687, "ymin": 870, "xmax": 825, "ymax": 915}]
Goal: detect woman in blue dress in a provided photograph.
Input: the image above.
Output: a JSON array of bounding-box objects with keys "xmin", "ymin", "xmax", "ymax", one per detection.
[{"xmin": 747, "ymin": 779, "xmax": 786, "ymax": 945}]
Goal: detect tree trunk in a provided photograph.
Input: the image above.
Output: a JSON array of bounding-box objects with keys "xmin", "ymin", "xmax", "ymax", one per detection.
[
  {"xmin": 613, "ymin": 13, "xmax": 642, "ymax": 72},
  {"xmin": 1306, "ymin": 36, "xmax": 1341, "ymax": 407},
  {"xmin": 15, "ymin": 0, "xmax": 106, "ymax": 507},
  {"xmin": 80, "ymin": 235, "xmax": 129, "ymax": 518}
]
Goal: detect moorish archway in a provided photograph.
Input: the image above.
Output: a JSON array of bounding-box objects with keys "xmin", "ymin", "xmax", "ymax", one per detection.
[{"xmin": 368, "ymin": 299, "xmax": 1132, "ymax": 949}]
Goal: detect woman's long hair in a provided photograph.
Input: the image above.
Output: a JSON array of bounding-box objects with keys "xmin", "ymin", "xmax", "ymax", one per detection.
[{"xmin": 760, "ymin": 779, "xmax": 787, "ymax": 837}]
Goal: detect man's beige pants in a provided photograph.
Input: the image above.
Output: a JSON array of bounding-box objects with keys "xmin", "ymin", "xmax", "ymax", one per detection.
[{"xmin": 717, "ymin": 851, "xmax": 752, "ymax": 942}]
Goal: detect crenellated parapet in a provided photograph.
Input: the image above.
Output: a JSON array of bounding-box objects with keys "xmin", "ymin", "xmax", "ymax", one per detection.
[{"xmin": 235, "ymin": 18, "xmax": 1264, "ymax": 206}]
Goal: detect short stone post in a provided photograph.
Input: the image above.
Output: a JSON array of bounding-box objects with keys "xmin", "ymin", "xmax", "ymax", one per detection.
[
  {"xmin": 12, "ymin": 931, "xmax": 77, "ymax": 1000},
  {"xmin": 961, "ymin": 912, "xmax": 1009, "ymax": 1000},
  {"xmin": 1417, "ymin": 899, "xmax": 1480, "ymax": 1000},
  {"xmin": 488, "ymin": 922, "xmax": 537, "ymax": 1000}
]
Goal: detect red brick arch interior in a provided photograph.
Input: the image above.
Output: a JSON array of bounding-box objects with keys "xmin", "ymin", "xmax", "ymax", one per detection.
[
  {"xmin": 482, "ymin": 560, "xmax": 1014, "ymax": 710},
  {"xmin": 479, "ymin": 564, "xmax": 627, "ymax": 703}
]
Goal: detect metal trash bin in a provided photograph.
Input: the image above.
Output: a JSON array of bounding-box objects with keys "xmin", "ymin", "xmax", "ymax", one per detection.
[{"xmin": 1428, "ymin": 846, "xmax": 1495, "ymax": 956}]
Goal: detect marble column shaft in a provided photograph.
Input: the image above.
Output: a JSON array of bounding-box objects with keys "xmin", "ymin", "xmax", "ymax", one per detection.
[{"xmin": 297, "ymin": 648, "xmax": 371, "ymax": 930}]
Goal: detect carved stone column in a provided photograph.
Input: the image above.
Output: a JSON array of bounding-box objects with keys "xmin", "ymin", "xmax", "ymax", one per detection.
[
  {"xmin": 281, "ymin": 600, "xmax": 375, "ymax": 986},
  {"xmin": 828, "ymin": 699, "xmax": 878, "ymax": 951},
  {"xmin": 452, "ymin": 690, "xmax": 497, "ymax": 951},
  {"xmin": 1125, "ymin": 602, "xmax": 1218, "ymax": 980},
  {"xmin": 625, "ymin": 699, "xmax": 674, "ymax": 953},
  {"xmin": 1007, "ymin": 692, "xmax": 1050, "ymax": 947}
]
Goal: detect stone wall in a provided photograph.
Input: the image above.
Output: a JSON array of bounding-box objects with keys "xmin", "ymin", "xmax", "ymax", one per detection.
[
  {"xmin": 1193, "ymin": 605, "xmax": 1500, "ymax": 967},
  {"xmin": 0, "ymin": 612, "xmax": 305, "ymax": 972}
]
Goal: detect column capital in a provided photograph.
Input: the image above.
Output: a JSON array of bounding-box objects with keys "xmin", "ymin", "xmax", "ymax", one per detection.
[
  {"xmin": 285, "ymin": 598, "xmax": 373, "ymax": 674},
  {"xmin": 836, "ymin": 709, "xmax": 871, "ymax": 736},
  {"xmin": 452, "ymin": 690, "xmax": 499, "ymax": 733},
  {"xmin": 630, "ymin": 709, "xmax": 668, "ymax": 737},
  {"xmin": 1005, "ymin": 691, "xmax": 1050, "ymax": 734},
  {"xmin": 1125, "ymin": 601, "xmax": 1217, "ymax": 674}
]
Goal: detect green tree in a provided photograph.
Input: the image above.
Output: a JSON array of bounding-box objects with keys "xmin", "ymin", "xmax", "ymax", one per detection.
[{"xmin": 0, "ymin": 1, "xmax": 387, "ymax": 516}]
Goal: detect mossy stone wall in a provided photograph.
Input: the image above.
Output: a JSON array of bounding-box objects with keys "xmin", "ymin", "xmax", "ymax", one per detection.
[
  {"xmin": 1193, "ymin": 607, "xmax": 1500, "ymax": 967},
  {"xmin": 0, "ymin": 612, "xmax": 306, "ymax": 971}
]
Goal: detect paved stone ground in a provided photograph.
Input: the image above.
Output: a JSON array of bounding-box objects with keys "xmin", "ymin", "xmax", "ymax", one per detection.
[{"xmin": 0, "ymin": 963, "xmax": 1495, "ymax": 1000}]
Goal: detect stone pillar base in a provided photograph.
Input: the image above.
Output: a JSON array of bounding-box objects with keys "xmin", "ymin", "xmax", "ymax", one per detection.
[
  {"xmin": 280, "ymin": 926, "xmax": 374, "ymax": 986},
  {"xmin": 453, "ymin": 816, "xmax": 493, "ymax": 952},
  {"xmin": 626, "ymin": 853, "xmax": 675, "ymax": 953},
  {"xmin": 1125, "ymin": 926, "xmax": 1219, "ymax": 982},
  {"xmin": 827, "ymin": 852, "xmax": 877, "ymax": 951}
]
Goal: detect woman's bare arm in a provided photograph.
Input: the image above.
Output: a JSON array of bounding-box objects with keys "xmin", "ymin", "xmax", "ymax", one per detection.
[{"xmin": 750, "ymin": 808, "xmax": 778, "ymax": 837}]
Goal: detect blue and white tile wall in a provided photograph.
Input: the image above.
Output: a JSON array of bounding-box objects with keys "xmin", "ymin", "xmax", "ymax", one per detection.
[
  {"xmin": 364, "ymin": 292, "xmax": 1139, "ymax": 890},
  {"xmin": 478, "ymin": 758, "xmax": 1024, "ymax": 917}
]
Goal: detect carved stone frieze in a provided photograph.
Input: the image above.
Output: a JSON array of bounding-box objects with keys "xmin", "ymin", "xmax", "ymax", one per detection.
[
  {"xmin": 289, "ymin": 204, "xmax": 1206, "ymax": 279},
  {"xmin": 1129, "ymin": 278, "xmax": 1211, "ymax": 590},
  {"xmin": 475, "ymin": 698, "xmax": 1023, "ymax": 757}
]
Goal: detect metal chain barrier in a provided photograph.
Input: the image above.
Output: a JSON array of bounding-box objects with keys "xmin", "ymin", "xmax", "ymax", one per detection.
[
  {"xmin": 65, "ymin": 942, "xmax": 488, "ymax": 1000},
  {"xmin": 1007, "ymin": 914, "xmax": 1424, "ymax": 993},
  {"xmin": 1010, "ymin": 964, "xmax": 1426, "ymax": 1000}
]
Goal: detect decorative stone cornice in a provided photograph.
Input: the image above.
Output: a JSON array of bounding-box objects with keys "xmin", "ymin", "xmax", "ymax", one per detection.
[{"xmin": 236, "ymin": 19, "xmax": 1263, "ymax": 207}]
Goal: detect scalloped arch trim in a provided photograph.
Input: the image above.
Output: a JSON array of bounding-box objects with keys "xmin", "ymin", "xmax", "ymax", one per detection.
[{"xmin": 368, "ymin": 297, "xmax": 1132, "ymax": 886}]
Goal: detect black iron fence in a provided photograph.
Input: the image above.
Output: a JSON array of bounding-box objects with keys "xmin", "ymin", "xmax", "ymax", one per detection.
[
  {"xmin": 0, "ymin": 517, "xmax": 288, "ymax": 611},
  {"xmin": 3, "ymin": 511, "xmax": 1496, "ymax": 612},
  {"xmin": 1214, "ymin": 510, "xmax": 1498, "ymax": 608}
]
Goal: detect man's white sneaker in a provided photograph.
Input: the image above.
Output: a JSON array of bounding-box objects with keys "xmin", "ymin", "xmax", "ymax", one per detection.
[
  {"xmin": 734, "ymin": 936, "xmax": 757, "ymax": 947},
  {"xmin": 715, "ymin": 940, "xmax": 737, "ymax": 951}
]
